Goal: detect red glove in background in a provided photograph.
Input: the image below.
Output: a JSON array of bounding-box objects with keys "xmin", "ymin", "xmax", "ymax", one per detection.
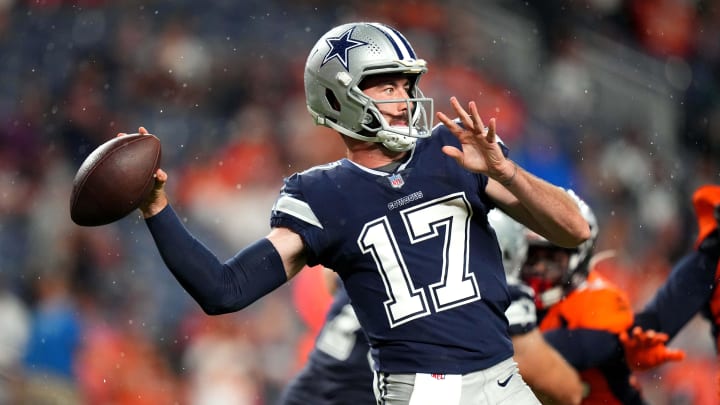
[{"xmin": 620, "ymin": 326, "xmax": 686, "ymax": 371}]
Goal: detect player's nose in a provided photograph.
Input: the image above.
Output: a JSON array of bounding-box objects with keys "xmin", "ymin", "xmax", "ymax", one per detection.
[{"xmin": 393, "ymin": 97, "xmax": 409, "ymax": 115}]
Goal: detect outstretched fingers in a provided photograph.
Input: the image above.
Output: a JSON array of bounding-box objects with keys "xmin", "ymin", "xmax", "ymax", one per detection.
[
  {"xmin": 485, "ymin": 117, "xmax": 497, "ymax": 143},
  {"xmin": 449, "ymin": 97, "xmax": 486, "ymax": 135},
  {"xmin": 437, "ymin": 98, "xmax": 478, "ymax": 138},
  {"xmin": 465, "ymin": 99, "xmax": 486, "ymax": 136},
  {"xmin": 444, "ymin": 97, "xmax": 496, "ymax": 144},
  {"xmin": 437, "ymin": 109, "xmax": 465, "ymax": 139},
  {"xmin": 154, "ymin": 168, "xmax": 168, "ymax": 183},
  {"xmin": 441, "ymin": 144, "xmax": 463, "ymax": 163},
  {"xmin": 116, "ymin": 126, "xmax": 150, "ymax": 138},
  {"xmin": 450, "ymin": 97, "xmax": 473, "ymax": 130},
  {"xmin": 620, "ymin": 325, "xmax": 686, "ymax": 371}
]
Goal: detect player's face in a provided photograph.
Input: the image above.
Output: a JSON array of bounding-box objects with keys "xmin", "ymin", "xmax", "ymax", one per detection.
[
  {"xmin": 521, "ymin": 245, "xmax": 571, "ymax": 286},
  {"xmin": 360, "ymin": 74, "xmax": 412, "ymax": 127}
]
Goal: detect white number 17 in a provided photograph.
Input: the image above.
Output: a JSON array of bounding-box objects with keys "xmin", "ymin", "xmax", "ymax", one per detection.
[{"xmin": 358, "ymin": 193, "xmax": 481, "ymax": 328}]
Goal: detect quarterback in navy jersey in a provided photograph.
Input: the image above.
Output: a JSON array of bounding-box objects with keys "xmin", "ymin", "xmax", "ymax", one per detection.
[
  {"xmin": 272, "ymin": 123, "xmax": 522, "ymax": 375},
  {"xmin": 136, "ymin": 21, "xmax": 589, "ymax": 404}
]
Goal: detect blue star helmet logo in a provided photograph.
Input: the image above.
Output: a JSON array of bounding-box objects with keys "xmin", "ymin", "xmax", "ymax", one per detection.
[{"xmin": 321, "ymin": 27, "xmax": 368, "ymax": 71}]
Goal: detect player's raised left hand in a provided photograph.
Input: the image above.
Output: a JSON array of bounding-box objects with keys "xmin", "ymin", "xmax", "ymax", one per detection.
[{"xmin": 437, "ymin": 97, "xmax": 515, "ymax": 185}]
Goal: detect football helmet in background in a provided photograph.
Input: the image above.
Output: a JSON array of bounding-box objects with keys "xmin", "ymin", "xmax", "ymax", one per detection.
[
  {"xmin": 304, "ymin": 22, "xmax": 434, "ymax": 152},
  {"xmin": 521, "ymin": 190, "xmax": 599, "ymax": 309},
  {"xmin": 488, "ymin": 209, "xmax": 528, "ymax": 281}
]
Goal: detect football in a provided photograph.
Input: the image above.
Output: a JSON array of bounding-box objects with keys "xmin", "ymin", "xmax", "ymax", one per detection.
[{"xmin": 70, "ymin": 133, "xmax": 162, "ymax": 226}]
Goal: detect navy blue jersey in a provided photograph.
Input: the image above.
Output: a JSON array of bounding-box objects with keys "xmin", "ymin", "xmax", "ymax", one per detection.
[
  {"xmin": 505, "ymin": 280, "xmax": 538, "ymax": 336},
  {"xmin": 279, "ymin": 287, "xmax": 374, "ymax": 404},
  {"xmin": 271, "ymin": 124, "xmax": 513, "ymax": 374}
]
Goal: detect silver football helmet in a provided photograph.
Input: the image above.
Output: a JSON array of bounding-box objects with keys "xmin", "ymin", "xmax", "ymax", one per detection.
[
  {"xmin": 521, "ymin": 189, "xmax": 599, "ymax": 309},
  {"xmin": 304, "ymin": 22, "xmax": 434, "ymax": 152},
  {"xmin": 487, "ymin": 209, "xmax": 528, "ymax": 281}
]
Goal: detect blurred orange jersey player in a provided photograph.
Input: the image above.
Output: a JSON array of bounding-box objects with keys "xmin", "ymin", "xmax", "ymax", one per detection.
[
  {"xmin": 521, "ymin": 194, "xmax": 677, "ymax": 404},
  {"xmin": 536, "ymin": 270, "xmax": 638, "ymax": 404},
  {"xmin": 631, "ymin": 184, "xmax": 720, "ymax": 401}
]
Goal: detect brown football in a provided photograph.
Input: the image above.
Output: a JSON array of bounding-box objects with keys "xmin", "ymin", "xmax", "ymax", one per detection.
[{"xmin": 70, "ymin": 133, "xmax": 162, "ymax": 226}]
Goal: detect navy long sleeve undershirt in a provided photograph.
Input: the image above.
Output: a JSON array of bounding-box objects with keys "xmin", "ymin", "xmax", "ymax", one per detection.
[
  {"xmin": 544, "ymin": 328, "xmax": 643, "ymax": 404},
  {"xmin": 543, "ymin": 328, "xmax": 620, "ymax": 370},
  {"xmin": 145, "ymin": 204, "xmax": 287, "ymax": 315},
  {"xmin": 634, "ymin": 249, "xmax": 718, "ymax": 339}
]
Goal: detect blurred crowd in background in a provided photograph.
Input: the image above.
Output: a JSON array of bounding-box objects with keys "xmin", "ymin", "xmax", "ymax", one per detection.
[{"xmin": 0, "ymin": 0, "xmax": 718, "ymax": 404}]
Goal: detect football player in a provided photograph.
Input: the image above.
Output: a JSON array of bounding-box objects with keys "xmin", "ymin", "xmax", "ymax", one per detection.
[
  {"xmin": 136, "ymin": 21, "xmax": 589, "ymax": 404},
  {"xmin": 279, "ymin": 212, "xmax": 587, "ymax": 405},
  {"xmin": 520, "ymin": 196, "xmax": 685, "ymax": 404},
  {"xmin": 627, "ymin": 184, "xmax": 720, "ymax": 395},
  {"xmin": 489, "ymin": 209, "xmax": 585, "ymax": 405}
]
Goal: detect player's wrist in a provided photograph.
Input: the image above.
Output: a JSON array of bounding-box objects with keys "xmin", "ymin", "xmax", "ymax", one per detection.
[
  {"xmin": 141, "ymin": 196, "xmax": 169, "ymax": 218},
  {"xmin": 498, "ymin": 160, "xmax": 518, "ymax": 187}
]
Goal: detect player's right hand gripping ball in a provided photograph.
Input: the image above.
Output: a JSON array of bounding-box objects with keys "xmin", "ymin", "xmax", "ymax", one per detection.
[{"xmin": 70, "ymin": 133, "xmax": 162, "ymax": 226}]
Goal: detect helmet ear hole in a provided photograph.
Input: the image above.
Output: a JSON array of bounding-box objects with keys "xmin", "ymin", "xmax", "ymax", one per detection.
[{"xmin": 325, "ymin": 89, "xmax": 341, "ymax": 112}]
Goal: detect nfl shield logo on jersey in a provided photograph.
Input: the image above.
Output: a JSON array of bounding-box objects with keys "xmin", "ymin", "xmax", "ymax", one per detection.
[{"xmin": 388, "ymin": 173, "xmax": 405, "ymax": 189}]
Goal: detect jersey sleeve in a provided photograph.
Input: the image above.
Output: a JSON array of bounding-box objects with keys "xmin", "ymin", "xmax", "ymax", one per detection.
[
  {"xmin": 505, "ymin": 281, "xmax": 538, "ymax": 336},
  {"xmin": 270, "ymin": 172, "xmax": 327, "ymax": 265}
]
